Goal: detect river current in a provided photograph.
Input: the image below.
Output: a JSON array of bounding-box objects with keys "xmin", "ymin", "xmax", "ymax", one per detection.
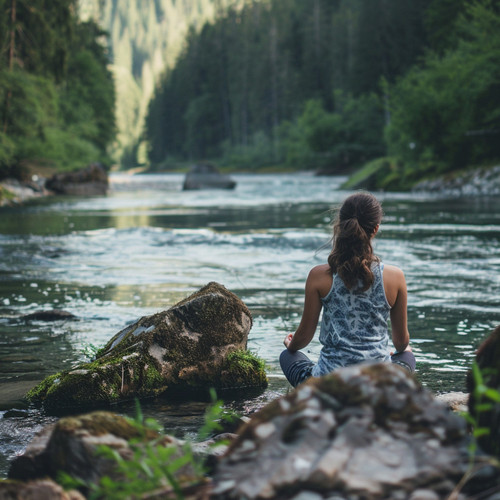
[{"xmin": 1, "ymin": 172, "xmax": 500, "ymax": 477}]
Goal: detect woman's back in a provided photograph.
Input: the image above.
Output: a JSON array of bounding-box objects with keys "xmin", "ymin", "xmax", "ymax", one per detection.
[
  {"xmin": 311, "ymin": 262, "xmax": 391, "ymax": 376},
  {"xmin": 280, "ymin": 191, "xmax": 414, "ymax": 388}
]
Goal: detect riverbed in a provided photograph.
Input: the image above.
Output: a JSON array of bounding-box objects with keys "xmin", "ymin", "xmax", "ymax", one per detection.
[{"xmin": 1, "ymin": 172, "xmax": 499, "ymax": 477}]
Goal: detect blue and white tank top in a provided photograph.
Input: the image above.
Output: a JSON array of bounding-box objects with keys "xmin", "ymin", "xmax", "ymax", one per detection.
[{"xmin": 311, "ymin": 262, "xmax": 391, "ymax": 377}]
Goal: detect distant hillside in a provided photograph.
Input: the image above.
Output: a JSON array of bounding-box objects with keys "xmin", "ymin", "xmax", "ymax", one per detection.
[{"xmin": 78, "ymin": 0, "xmax": 241, "ymax": 167}]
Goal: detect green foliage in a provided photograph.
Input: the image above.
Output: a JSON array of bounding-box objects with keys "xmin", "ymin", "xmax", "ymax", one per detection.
[
  {"xmin": 462, "ymin": 362, "xmax": 500, "ymax": 450},
  {"xmin": 198, "ymin": 387, "xmax": 240, "ymax": 440},
  {"xmin": 385, "ymin": 1, "xmax": 500, "ymax": 188},
  {"xmin": 0, "ymin": 1, "xmax": 115, "ymax": 180},
  {"xmin": 279, "ymin": 94, "xmax": 385, "ymax": 171},
  {"xmin": 146, "ymin": 0, "xmax": 430, "ymax": 171}
]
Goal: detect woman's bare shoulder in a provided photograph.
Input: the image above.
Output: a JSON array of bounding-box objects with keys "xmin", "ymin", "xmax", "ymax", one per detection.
[
  {"xmin": 308, "ymin": 264, "xmax": 332, "ymax": 297},
  {"xmin": 382, "ymin": 264, "xmax": 406, "ymax": 288},
  {"xmin": 383, "ymin": 263, "xmax": 405, "ymax": 277},
  {"xmin": 310, "ymin": 263, "xmax": 331, "ymax": 276}
]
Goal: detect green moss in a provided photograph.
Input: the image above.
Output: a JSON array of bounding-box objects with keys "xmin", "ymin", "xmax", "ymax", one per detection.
[
  {"xmin": 0, "ymin": 185, "xmax": 16, "ymax": 204},
  {"xmin": 25, "ymin": 372, "xmax": 62, "ymax": 402},
  {"xmin": 219, "ymin": 349, "xmax": 268, "ymax": 389},
  {"xmin": 56, "ymin": 411, "xmax": 158, "ymax": 440}
]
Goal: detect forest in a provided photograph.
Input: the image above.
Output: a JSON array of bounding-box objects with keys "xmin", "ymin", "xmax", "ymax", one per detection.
[
  {"xmin": 146, "ymin": 0, "xmax": 500, "ymax": 189},
  {"xmin": 0, "ymin": 0, "xmax": 499, "ymax": 190},
  {"xmin": 0, "ymin": 0, "xmax": 115, "ymax": 180}
]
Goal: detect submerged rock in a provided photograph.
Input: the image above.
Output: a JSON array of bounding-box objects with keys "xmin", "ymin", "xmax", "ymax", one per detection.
[
  {"xmin": 20, "ymin": 310, "xmax": 77, "ymax": 322},
  {"xmin": 183, "ymin": 163, "xmax": 236, "ymax": 190},
  {"xmin": 26, "ymin": 282, "xmax": 267, "ymax": 410},
  {"xmin": 213, "ymin": 363, "xmax": 500, "ymax": 500},
  {"xmin": 45, "ymin": 163, "xmax": 108, "ymax": 196}
]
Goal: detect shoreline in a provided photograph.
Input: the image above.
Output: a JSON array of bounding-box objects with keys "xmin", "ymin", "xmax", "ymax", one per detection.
[{"xmin": 3, "ymin": 163, "xmax": 500, "ymax": 207}]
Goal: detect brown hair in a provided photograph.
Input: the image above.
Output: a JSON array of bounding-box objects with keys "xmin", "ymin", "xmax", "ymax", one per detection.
[{"xmin": 327, "ymin": 192, "xmax": 383, "ymax": 291}]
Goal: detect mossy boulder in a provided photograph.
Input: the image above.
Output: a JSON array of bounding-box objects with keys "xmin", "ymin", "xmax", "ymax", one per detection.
[{"xmin": 26, "ymin": 282, "xmax": 267, "ymax": 410}]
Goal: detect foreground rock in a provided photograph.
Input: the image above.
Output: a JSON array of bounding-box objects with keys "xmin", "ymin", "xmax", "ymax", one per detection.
[
  {"xmin": 8, "ymin": 411, "xmax": 205, "ymax": 497},
  {"xmin": 183, "ymin": 163, "xmax": 236, "ymax": 190},
  {"xmin": 26, "ymin": 282, "xmax": 267, "ymax": 410},
  {"xmin": 45, "ymin": 163, "xmax": 108, "ymax": 196},
  {"xmin": 213, "ymin": 363, "xmax": 500, "ymax": 500},
  {"xmin": 467, "ymin": 324, "xmax": 500, "ymax": 458},
  {"xmin": 0, "ymin": 479, "xmax": 84, "ymax": 500}
]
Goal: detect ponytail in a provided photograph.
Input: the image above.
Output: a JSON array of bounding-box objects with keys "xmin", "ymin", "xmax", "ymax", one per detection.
[{"xmin": 328, "ymin": 192, "xmax": 382, "ymax": 291}]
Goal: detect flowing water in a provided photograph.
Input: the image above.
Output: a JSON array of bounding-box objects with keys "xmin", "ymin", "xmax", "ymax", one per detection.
[{"xmin": 1, "ymin": 172, "xmax": 500, "ymax": 477}]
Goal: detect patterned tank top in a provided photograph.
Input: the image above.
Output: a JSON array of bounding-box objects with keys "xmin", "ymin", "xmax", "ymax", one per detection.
[{"xmin": 311, "ymin": 262, "xmax": 391, "ymax": 377}]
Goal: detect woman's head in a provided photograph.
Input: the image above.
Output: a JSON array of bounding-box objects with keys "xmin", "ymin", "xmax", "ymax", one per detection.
[{"xmin": 328, "ymin": 192, "xmax": 383, "ymax": 291}]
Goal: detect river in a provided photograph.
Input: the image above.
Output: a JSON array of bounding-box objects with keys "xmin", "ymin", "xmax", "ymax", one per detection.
[{"xmin": 1, "ymin": 172, "xmax": 500, "ymax": 477}]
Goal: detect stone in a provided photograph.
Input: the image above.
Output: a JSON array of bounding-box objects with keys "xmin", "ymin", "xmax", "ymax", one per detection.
[
  {"xmin": 412, "ymin": 165, "xmax": 500, "ymax": 196},
  {"xmin": 183, "ymin": 163, "xmax": 236, "ymax": 190},
  {"xmin": 26, "ymin": 282, "xmax": 267, "ymax": 410},
  {"xmin": 0, "ymin": 478, "xmax": 85, "ymax": 500},
  {"xmin": 434, "ymin": 392, "xmax": 468, "ymax": 412},
  {"xmin": 21, "ymin": 310, "xmax": 77, "ymax": 322},
  {"xmin": 8, "ymin": 411, "xmax": 201, "ymax": 496},
  {"xmin": 213, "ymin": 363, "xmax": 500, "ymax": 500},
  {"xmin": 45, "ymin": 163, "xmax": 108, "ymax": 196}
]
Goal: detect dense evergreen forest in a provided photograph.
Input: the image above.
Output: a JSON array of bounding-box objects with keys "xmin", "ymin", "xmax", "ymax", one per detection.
[
  {"xmin": 79, "ymin": 0, "xmax": 239, "ymax": 168},
  {"xmin": 0, "ymin": 0, "xmax": 115, "ymax": 180},
  {"xmin": 146, "ymin": 0, "xmax": 500, "ymax": 189}
]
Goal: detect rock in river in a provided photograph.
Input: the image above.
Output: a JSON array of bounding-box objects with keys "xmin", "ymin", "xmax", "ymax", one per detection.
[
  {"xmin": 26, "ymin": 282, "xmax": 267, "ymax": 410},
  {"xmin": 213, "ymin": 363, "xmax": 500, "ymax": 500},
  {"xmin": 45, "ymin": 162, "xmax": 108, "ymax": 196},
  {"xmin": 183, "ymin": 163, "xmax": 236, "ymax": 190}
]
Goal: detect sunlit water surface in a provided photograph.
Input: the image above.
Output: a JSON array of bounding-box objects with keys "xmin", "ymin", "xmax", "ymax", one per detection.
[{"xmin": 1, "ymin": 173, "xmax": 500, "ymax": 477}]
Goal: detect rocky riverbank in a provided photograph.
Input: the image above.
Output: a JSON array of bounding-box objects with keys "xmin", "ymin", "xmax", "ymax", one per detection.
[
  {"xmin": 2, "ymin": 362, "xmax": 498, "ymax": 500},
  {"xmin": 0, "ymin": 163, "xmax": 109, "ymax": 206},
  {"xmin": 412, "ymin": 165, "xmax": 500, "ymax": 196},
  {"xmin": 0, "ymin": 177, "xmax": 49, "ymax": 206}
]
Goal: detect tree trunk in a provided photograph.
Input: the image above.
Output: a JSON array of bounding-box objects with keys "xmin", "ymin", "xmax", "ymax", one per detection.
[{"xmin": 3, "ymin": 0, "xmax": 16, "ymax": 133}]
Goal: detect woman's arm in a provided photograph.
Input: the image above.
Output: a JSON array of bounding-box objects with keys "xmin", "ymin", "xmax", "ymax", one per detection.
[
  {"xmin": 384, "ymin": 265, "xmax": 410, "ymax": 352},
  {"xmin": 284, "ymin": 266, "xmax": 327, "ymax": 352}
]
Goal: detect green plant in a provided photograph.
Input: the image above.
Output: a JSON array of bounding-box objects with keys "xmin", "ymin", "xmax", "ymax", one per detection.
[
  {"xmin": 448, "ymin": 362, "xmax": 500, "ymax": 499},
  {"xmin": 81, "ymin": 342, "xmax": 102, "ymax": 362},
  {"xmin": 462, "ymin": 362, "xmax": 500, "ymax": 454}
]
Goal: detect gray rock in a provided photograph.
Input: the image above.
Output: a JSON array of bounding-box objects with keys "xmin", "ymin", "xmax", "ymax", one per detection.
[
  {"xmin": 434, "ymin": 392, "xmax": 468, "ymax": 412},
  {"xmin": 46, "ymin": 163, "xmax": 108, "ymax": 196},
  {"xmin": 412, "ymin": 165, "xmax": 500, "ymax": 196},
  {"xmin": 21, "ymin": 310, "xmax": 77, "ymax": 322},
  {"xmin": 183, "ymin": 163, "xmax": 236, "ymax": 190},
  {"xmin": 0, "ymin": 478, "xmax": 85, "ymax": 500},
  {"xmin": 8, "ymin": 411, "xmax": 196, "ymax": 493},
  {"xmin": 213, "ymin": 363, "xmax": 500, "ymax": 499}
]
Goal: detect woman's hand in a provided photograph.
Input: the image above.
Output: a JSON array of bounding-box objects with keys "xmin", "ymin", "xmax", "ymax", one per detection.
[{"xmin": 283, "ymin": 333, "xmax": 293, "ymax": 348}]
